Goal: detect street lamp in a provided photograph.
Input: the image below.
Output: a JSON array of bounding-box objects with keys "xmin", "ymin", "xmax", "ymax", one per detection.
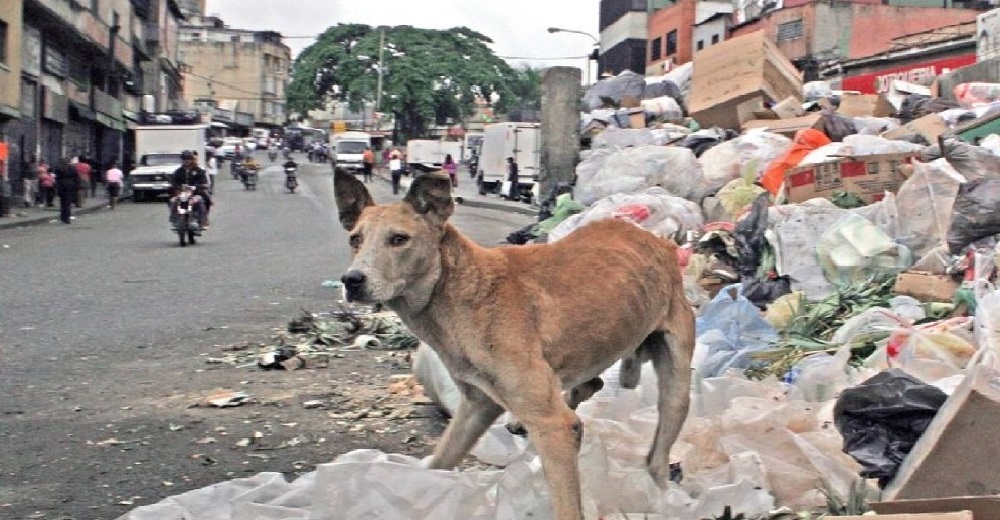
[{"xmin": 546, "ymin": 27, "xmax": 600, "ymax": 84}]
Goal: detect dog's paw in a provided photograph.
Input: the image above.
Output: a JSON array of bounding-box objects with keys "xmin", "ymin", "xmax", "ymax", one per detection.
[{"xmin": 504, "ymin": 419, "xmax": 528, "ymax": 437}]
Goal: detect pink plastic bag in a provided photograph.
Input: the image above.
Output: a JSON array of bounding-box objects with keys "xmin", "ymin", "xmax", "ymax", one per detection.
[{"xmin": 954, "ymin": 82, "xmax": 1000, "ymax": 106}]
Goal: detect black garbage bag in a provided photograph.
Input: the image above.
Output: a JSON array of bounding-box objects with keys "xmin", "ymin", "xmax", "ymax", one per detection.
[
  {"xmin": 643, "ymin": 79, "xmax": 681, "ymax": 102},
  {"xmin": 946, "ymin": 178, "xmax": 1000, "ymax": 254},
  {"xmin": 583, "ymin": 71, "xmax": 647, "ymax": 111},
  {"xmin": 921, "ymin": 138, "xmax": 1000, "ymax": 182},
  {"xmin": 734, "ymin": 193, "xmax": 791, "ymax": 307},
  {"xmin": 897, "ymin": 94, "xmax": 960, "ymax": 123},
  {"xmin": 833, "ymin": 369, "xmax": 948, "ymax": 487},
  {"xmin": 822, "ymin": 110, "xmax": 857, "ymax": 142},
  {"xmin": 506, "ymin": 223, "xmax": 538, "ymax": 245}
]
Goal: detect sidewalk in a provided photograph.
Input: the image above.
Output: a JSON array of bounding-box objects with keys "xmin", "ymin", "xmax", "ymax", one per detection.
[
  {"xmin": 376, "ymin": 168, "xmax": 539, "ymax": 217},
  {"xmin": 0, "ymin": 192, "xmax": 119, "ymax": 231}
]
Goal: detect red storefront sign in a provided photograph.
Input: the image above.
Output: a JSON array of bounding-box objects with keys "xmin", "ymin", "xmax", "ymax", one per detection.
[{"xmin": 841, "ymin": 54, "xmax": 977, "ymax": 94}]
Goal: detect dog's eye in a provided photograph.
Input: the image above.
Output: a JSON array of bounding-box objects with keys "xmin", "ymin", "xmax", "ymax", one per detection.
[
  {"xmin": 349, "ymin": 234, "xmax": 362, "ymax": 248},
  {"xmin": 389, "ymin": 233, "xmax": 410, "ymax": 247}
]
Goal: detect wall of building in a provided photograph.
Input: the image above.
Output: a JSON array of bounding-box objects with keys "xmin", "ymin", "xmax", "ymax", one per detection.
[
  {"xmin": 601, "ymin": 11, "xmax": 648, "ymax": 51},
  {"xmin": 602, "ymin": 38, "xmax": 648, "ymax": 74},
  {"xmin": 843, "ymin": 5, "xmax": 979, "ymax": 59},
  {"xmin": 600, "ymin": 0, "xmax": 648, "ymax": 30},
  {"xmin": 693, "ymin": 17, "xmax": 727, "ymax": 55},
  {"xmin": 0, "ymin": 0, "xmax": 24, "ymax": 120},
  {"xmin": 648, "ymin": 0, "xmax": 696, "ymax": 67},
  {"xmin": 924, "ymin": 54, "xmax": 999, "ymax": 100}
]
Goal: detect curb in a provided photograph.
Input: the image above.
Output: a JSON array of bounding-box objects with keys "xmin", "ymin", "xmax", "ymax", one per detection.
[
  {"xmin": 0, "ymin": 197, "xmax": 127, "ymax": 231},
  {"xmin": 383, "ymin": 171, "xmax": 538, "ymax": 218}
]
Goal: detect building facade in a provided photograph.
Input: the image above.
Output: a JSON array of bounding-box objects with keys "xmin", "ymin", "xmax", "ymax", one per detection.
[
  {"xmin": 647, "ymin": 0, "xmax": 731, "ymax": 72},
  {"xmin": 179, "ymin": 15, "xmax": 291, "ymax": 132},
  {"xmin": 599, "ymin": 0, "xmax": 649, "ymax": 75}
]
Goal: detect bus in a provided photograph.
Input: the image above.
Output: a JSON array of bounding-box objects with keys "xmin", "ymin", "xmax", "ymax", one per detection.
[{"xmin": 283, "ymin": 126, "xmax": 327, "ymax": 152}]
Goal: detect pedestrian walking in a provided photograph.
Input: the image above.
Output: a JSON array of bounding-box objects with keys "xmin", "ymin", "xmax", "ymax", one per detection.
[
  {"xmin": 362, "ymin": 146, "xmax": 375, "ymax": 183},
  {"xmin": 73, "ymin": 156, "xmax": 92, "ymax": 208},
  {"xmin": 505, "ymin": 156, "xmax": 519, "ymax": 201},
  {"xmin": 38, "ymin": 161, "xmax": 56, "ymax": 208},
  {"xmin": 105, "ymin": 161, "xmax": 124, "ymax": 209},
  {"xmin": 54, "ymin": 157, "xmax": 79, "ymax": 224},
  {"xmin": 22, "ymin": 155, "xmax": 39, "ymax": 208},
  {"xmin": 389, "ymin": 149, "xmax": 403, "ymax": 195},
  {"xmin": 442, "ymin": 154, "xmax": 458, "ymax": 188},
  {"xmin": 205, "ymin": 151, "xmax": 218, "ymax": 194},
  {"xmin": 89, "ymin": 157, "xmax": 102, "ymax": 198}
]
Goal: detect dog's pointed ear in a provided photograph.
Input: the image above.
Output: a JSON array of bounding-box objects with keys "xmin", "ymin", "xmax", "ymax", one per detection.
[
  {"xmin": 404, "ymin": 172, "xmax": 454, "ymax": 223},
  {"xmin": 333, "ymin": 167, "xmax": 374, "ymax": 231}
]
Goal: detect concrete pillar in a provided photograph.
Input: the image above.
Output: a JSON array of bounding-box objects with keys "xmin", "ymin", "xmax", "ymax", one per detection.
[{"xmin": 539, "ymin": 67, "xmax": 580, "ymax": 205}]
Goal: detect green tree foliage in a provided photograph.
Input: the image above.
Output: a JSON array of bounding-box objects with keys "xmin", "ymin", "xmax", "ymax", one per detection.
[{"xmin": 288, "ymin": 24, "xmax": 539, "ymax": 140}]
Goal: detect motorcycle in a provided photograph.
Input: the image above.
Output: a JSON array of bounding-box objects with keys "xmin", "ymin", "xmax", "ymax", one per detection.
[
  {"xmin": 169, "ymin": 185, "xmax": 203, "ymax": 247},
  {"xmin": 242, "ymin": 164, "xmax": 259, "ymax": 190},
  {"xmin": 284, "ymin": 164, "xmax": 299, "ymax": 193}
]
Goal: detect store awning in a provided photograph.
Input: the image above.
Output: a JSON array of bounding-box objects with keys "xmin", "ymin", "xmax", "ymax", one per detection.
[
  {"xmin": 210, "ymin": 121, "xmax": 230, "ymax": 128},
  {"xmin": 69, "ymin": 101, "xmax": 97, "ymax": 122},
  {"xmin": 96, "ymin": 112, "xmax": 126, "ymax": 132}
]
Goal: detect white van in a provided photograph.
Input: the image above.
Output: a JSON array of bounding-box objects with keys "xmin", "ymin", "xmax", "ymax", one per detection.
[{"xmin": 331, "ymin": 131, "xmax": 372, "ymax": 173}]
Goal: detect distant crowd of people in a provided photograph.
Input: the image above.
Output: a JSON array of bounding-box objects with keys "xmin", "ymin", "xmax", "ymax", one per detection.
[{"xmin": 21, "ymin": 155, "xmax": 126, "ymax": 224}]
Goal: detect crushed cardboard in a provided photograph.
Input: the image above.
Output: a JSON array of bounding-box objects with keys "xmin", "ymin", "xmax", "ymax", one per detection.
[
  {"xmin": 894, "ymin": 271, "xmax": 961, "ymax": 303},
  {"xmin": 689, "ymin": 31, "xmax": 803, "ymax": 130},
  {"xmin": 782, "ymin": 152, "xmax": 918, "ymax": 204},
  {"xmin": 742, "ymin": 114, "xmax": 824, "ymax": 138},
  {"xmin": 873, "ymin": 496, "xmax": 1000, "ymax": 520},
  {"xmin": 838, "ymin": 93, "xmax": 895, "ymax": 118},
  {"xmin": 882, "ymin": 113, "xmax": 949, "ymax": 145}
]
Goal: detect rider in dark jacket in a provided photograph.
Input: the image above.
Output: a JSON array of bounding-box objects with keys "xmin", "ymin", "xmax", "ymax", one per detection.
[{"xmin": 170, "ymin": 150, "xmax": 211, "ymax": 226}]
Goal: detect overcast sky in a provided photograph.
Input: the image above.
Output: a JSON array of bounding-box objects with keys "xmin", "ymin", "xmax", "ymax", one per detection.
[{"xmin": 204, "ymin": 0, "xmax": 601, "ymax": 76}]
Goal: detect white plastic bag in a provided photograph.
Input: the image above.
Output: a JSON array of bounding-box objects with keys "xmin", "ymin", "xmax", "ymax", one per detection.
[
  {"xmin": 893, "ymin": 158, "xmax": 965, "ymax": 259},
  {"xmin": 640, "ymin": 95, "xmax": 683, "ymax": 120},
  {"xmin": 550, "ymin": 187, "xmax": 704, "ymax": 243},
  {"xmin": 816, "ymin": 213, "xmax": 913, "ymax": 287},
  {"xmin": 574, "ymin": 145, "xmax": 707, "ymax": 205},
  {"xmin": 698, "ymin": 133, "xmax": 792, "ymax": 191},
  {"xmin": 591, "ymin": 126, "xmax": 674, "ymax": 151}
]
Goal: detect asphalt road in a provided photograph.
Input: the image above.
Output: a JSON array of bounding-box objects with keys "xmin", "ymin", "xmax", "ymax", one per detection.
[{"xmin": 0, "ymin": 155, "xmax": 534, "ymax": 520}]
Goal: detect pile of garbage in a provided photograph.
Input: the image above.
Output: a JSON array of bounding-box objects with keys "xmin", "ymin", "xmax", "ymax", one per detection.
[
  {"xmin": 118, "ymin": 31, "xmax": 1000, "ymax": 520},
  {"xmin": 206, "ymin": 307, "xmax": 420, "ymax": 371}
]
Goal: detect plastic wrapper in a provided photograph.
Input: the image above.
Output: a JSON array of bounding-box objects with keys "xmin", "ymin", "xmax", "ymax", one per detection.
[
  {"xmin": 769, "ymin": 198, "xmax": 900, "ymax": 300},
  {"xmin": 786, "ymin": 347, "xmax": 853, "ymax": 403},
  {"xmin": 574, "ymin": 145, "xmax": 707, "ymax": 205},
  {"xmin": 946, "ymin": 179, "xmax": 1000, "ymax": 254},
  {"xmin": 549, "ymin": 187, "xmax": 704, "ymax": 243},
  {"xmin": 883, "ymin": 317, "xmax": 977, "ymax": 382},
  {"xmin": 698, "ymin": 132, "xmax": 792, "ymax": 192},
  {"xmin": 640, "ymin": 95, "xmax": 683, "ymax": 120},
  {"xmin": 692, "ymin": 284, "xmax": 779, "ymax": 378},
  {"xmin": 953, "ymin": 82, "xmax": 1000, "ymax": 107},
  {"xmin": 894, "ymin": 158, "xmax": 964, "ymax": 259},
  {"xmin": 583, "ymin": 70, "xmax": 648, "ymax": 111},
  {"xmin": 716, "ymin": 174, "xmax": 767, "ymax": 222},
  {"xmin": 760, "ymin": 129, "xmax": 832, "ymax": 195},
  {"xmin": 591, "ymin": 126, "xmax": 674, "ymax": 150},
  {"xmin": 921, "ymin": 137, "xmax": 1000, "ymax": 182},
  {"xmin": 764, "ymin": 291, "xmax": 805, "ymax": 331},
  {"xmin": 853, "ymin": 116, "xmax": 900, "ymax": 136},
  {"xmin": 833, "ymin": 368, "xmax": 948, "ymax": 487},
  {"xmin": 817, "ymin": 213, "xmax": 912, "ymax": 287},
  {"xmin": 803, "ymin": 81, "xmax": 833, "ymax": 101},
  {"xmin": 842, "ymin": 134, "xmax": 925, "ymax": 156}
]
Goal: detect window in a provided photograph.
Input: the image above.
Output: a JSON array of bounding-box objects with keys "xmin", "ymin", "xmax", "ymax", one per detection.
[
  {"xmin": 666, "ymin": 30, "xmax": 678, "ymax": 56},
  {"xmin": 776, "ymin": 19, "xmax": 804, "ymax": 42},
  {"xmin": 697, "ymin": 40, "xmax": 704, "ymax": 51},
  {"xmin": 0, "ymin": 20, "xmax": 7, "ymax": 64},
  {"xmin": 712, "ymin": 34, "xmax": 720, "ymax": 44},
  {"xmin": 650, "ymin": 37, "xmax": 662, "ymax": 61}
]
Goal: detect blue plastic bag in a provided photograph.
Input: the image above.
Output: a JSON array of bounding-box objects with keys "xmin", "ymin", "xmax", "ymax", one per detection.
[{"xmin": 695, "ymin": 284, "xmax": 779, "ymax": 377}]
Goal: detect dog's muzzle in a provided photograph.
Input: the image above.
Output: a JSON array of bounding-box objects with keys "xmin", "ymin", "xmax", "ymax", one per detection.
[{"xmin": 341, "ymin": 270, "xmax": 368, "ymax": 302}]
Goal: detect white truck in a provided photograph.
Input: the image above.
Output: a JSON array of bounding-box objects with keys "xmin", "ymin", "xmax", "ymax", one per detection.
[
  {"xmin": 331, "ymin": 131, "xmax": 372, "ymax": 173},
  {"xmin": 476, "ymin": 122, "xmax": 540, "ymax": 199},
  {"xmin": 405, "ymin": 139, "xmax": 463, "ymax": 173},
  {"xmin": 129, "ymin": 124, "xmax": 207, "ymax": 202}
]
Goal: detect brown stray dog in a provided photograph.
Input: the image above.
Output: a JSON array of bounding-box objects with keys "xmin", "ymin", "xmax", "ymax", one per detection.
[{"xmin": 333, "ymin": 168, "xmax": 695, "ymax": 520}]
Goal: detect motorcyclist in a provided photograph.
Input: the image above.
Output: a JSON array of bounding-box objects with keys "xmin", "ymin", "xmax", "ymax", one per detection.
[
  {"xmin": 170, "ymin": 150, "xmax": 211, "ymax": 227},
  {"xmin": 283, "ymin": 157, "xmax": 299, "ymax": 189}
]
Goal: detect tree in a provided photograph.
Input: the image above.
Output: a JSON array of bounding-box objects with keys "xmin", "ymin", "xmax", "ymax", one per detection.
[{"xmin": 288, "ymin": 24, "xmax": 536, "ymax": 141}]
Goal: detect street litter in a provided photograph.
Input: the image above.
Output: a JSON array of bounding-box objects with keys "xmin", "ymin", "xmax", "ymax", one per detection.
[{"xmin": 204, "ymin": 391, "xmax": 252, "ymax": 408}]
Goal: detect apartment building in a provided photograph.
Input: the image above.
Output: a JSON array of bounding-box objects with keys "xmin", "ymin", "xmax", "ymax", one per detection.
[{"xmin": 179, "ymin": 15, "xmax": 291, "ymax": 132}]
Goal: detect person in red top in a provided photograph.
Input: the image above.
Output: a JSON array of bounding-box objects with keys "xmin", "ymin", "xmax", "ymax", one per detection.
[
  {"xmin": 38, "ymin": 160, "xmax": 55, "ymax": 208},
  {"xmin": 74, "ymin": 156, "xmax": 92, "ymax": 208}
]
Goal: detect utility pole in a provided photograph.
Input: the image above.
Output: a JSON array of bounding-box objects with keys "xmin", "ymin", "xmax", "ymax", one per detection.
[{"xmin": 375, "ymin": 28, "xmax": 385, "ymax": 113}]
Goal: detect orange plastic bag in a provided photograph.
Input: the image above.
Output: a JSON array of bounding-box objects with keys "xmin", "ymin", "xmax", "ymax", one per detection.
[{"xmin": 760, "ymin": 128, "xmax": 831, "ymax": 195}]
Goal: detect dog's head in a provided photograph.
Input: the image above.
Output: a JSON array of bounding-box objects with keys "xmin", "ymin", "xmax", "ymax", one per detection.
[{"xmin": 333, "ymin": 167, "xmax": 454, "ymax": 306}]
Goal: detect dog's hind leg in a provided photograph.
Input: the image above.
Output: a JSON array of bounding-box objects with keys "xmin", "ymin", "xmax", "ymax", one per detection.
[
  {"xmin": 428, "ymin": 380, "xmax": 505, "ymax": 470},
  {"xmin": 644, "ymin": 300, "xmax": 695, "ymax": 485}
]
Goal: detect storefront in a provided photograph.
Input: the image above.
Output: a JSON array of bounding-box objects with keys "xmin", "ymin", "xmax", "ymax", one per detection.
[{"xmin": 840, "ymin": 53, "xmax": 976, "ymax": 94}]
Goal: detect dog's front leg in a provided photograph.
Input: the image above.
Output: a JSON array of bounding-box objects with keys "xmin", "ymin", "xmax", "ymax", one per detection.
[
  {"xmin": 428, "ymin": 380, "xmax": 504, "ymax": 470},
  {"xmin": 505, "ymin": 369, "xmax": 585, "ymax": 520}
]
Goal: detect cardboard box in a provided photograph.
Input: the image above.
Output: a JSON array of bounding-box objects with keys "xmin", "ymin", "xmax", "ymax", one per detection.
[
  {"xmin": 894, "ymin": 271, "xmax": 961, "ymax": 302},
  {"xmin": 874, "ymin": 496, "xmax": 1000, "ymax": 520},
  {"xmin": 838, "ymin": 93, "xmax": 895, "ymax": 118},
  {"xmin": 736, "ymin": 96, "xmax": 768, "ymax": 125},
  {"xmin": 771, "ymin": 96, "xmax": 806, "ymax": 119},
  {"xmin": 741, "ymin": 113, "xmax": 824, "ymax": 138},
  {"xmin": 882, "ymin": 113, "xmax": 949, "ymax": 145},
  {"xmin": 689, "ymin": 31, "xmax": 803, "ymax": 130},
  {"xmin": 783, "ymin": 152, "xmax": 917, "ymax": 204},
  {"xmin": 841, "ymin": 513, "xmax": 972, "ymax": 520},
  {"xmin": 627, "ymin": 108, "xmax": 646, "ymax": 129},
  {"xmin": 883, "ymin": 364, "xmax": 1000, "ymax": 501}
]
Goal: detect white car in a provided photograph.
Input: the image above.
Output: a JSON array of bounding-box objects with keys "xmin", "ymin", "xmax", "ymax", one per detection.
[{"xmin": 217, "ymin": 138, "xmax": 244, "ymax": 160}]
